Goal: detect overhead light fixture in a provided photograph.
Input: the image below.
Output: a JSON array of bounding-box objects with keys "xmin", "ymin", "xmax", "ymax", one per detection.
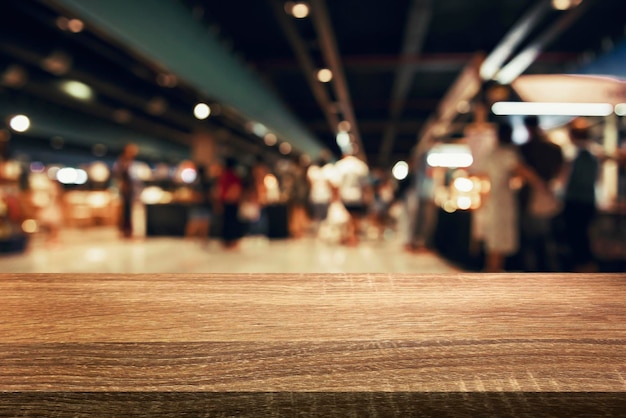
[
  {"xmin": 392, "ymin": 161, "xmax": 409, "ymax": 181},
  {"xmin": 279, "ymin": 142, "xmax": 292, "ymax": 155},
  {"xmin": 495, "ymin": 48, "xmax": 539, "ymax": 84},
  {"xmin": 264, "ymin": 133, "xmax": 277, "ymax": 146},
  {"xmin": 492, "ymin": 101, "xmax": 614, "ymax": 116},
  {"xmin": 615, "ymin": 103, "xmax": 626, "ymax": 116},
  {"xmin": 336, "ymin": 131, "xmax": 351, "ymax": 148},
  {"xmin": 60, "ymin": 80, "xmax": 93, "ymax": 101},
  {"xmin": 67, "ymin": 19, "xmax": 84, "ymax": 33},
  {"xmin": 9, "ymin": 114, "xmax": 30, "ymax": 132},
  {"xmin": 1, "ymin": 64, "xmax": 28, "ymax": 88},
  {"xmin": 317, "ymin": 68, "xmax": 333, "ymax": 83},
  {"xmin": 552, "ymin": 0, "xmax": 582, "ymax": 11},
  {"xmin": 338, "ymin": 120, "xmax": 351, "ymax": 131},
  {"xmin": 285, "ymin": 2, "xmax": 310, "ymax": 18},
  {"xmin": 193, "ymin": 103, "xmax": 211, "ymax": 119},
  {"xmin": 42, "ymin": 51, "xmax": 72, "ymax": 76},
  {"xmin": 252, "ymin": 122, "xmax": 268, "ymax": 137}
]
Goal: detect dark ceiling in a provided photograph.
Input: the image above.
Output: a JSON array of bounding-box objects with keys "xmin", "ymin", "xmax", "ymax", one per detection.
[{"xmin": 1, "ymin": 0, "xmax": 626, "ymax": 168}]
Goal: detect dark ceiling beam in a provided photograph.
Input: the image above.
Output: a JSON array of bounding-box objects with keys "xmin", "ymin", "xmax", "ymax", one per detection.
[
  {"xmin": 269, "ymin": 0, "xmax": 339, "ymax": 155},
  {"xmin": 307, "ymin": 119, "xmax": 423, "ymax": 134},
  {"xmin": 378, "ymin": 0, "xmax": 432, "ymax": 167},
  {"xmin": 260, "ymin": 52, "xmax": 578, "ymax": 73},
  {"xmin": 495, "ymin": 0, "xmax": 592, "ymax": 84},
  {"xmin": 309, "ymin": 0, "xmax": 365, "ymax": 162}
]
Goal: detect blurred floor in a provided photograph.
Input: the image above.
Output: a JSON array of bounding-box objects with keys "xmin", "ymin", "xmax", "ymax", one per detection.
[{"xmin": 0, "ymin": 227, "xmax": 459, "ymax": 273}]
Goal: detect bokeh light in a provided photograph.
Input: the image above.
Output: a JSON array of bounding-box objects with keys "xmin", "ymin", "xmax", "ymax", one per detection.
[
  {"xmin": 317, "ymin": 68, "xmax": 333, "ymax": 83},
  {"xmin": 392, "ymin": 161, "xmax": 409, "ymax": 180},
  {"xmin": 9, "ymin": 114, "xmax": 30, "ymax": 132},
  {"xmin": 193, "ymin": 103, "xmax": 211, "ymax": 120}
]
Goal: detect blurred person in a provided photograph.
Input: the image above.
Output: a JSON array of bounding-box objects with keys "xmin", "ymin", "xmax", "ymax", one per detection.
[
  {"xmin": 185, "ymin": 164, "xmax": 213, "ymax": 245},
  {"xmin": 465, "ymin": 103, "xmax": 497, "ymax": 256},
  {"xmin": 306, "ymin": 156, "xmax": 334, "ymax": 235},
  {"xmin": 216, "ymin": 156, "xmax": 243, "ymax": 249},
  {"xmin": 333, "ymin": 151, "xmax": 370, "ymax": 246},
  {"xmin": 562, "ymin": 118, "xmax": 600, "ymax": 272},
  {"xmin": 249, "ymin": 156, "xmax": 270, "ymax": 236},
  {"xmin": 285, "ymin": 161, "xmax": 309, "ymax": 239},
  {"xmin": 405, "ymin": 150, "xmax": 437, "ymax": 253},
  {"xmin": 369, "ymin": 169, "xmax": 395, "ymax": 240},
  {"xmin": 113, "ymin": 143, "xmax": 139, "ymax": 238},
  {"xmin": 483, "ymin": 123, "xmax": 544, "ymax": 272},
  {"xmin": 37, "ymin": 178, "xmax": 63, "ymax": 244},
  {"xmin": 518, "ymin": 116, "xmax": 564, "ymax": 271}
]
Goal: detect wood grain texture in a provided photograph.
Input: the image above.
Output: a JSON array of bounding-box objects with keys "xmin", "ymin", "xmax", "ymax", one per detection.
[{"xmin": 1, "ymin": 273, "xmax": 625, "ymax": 415}]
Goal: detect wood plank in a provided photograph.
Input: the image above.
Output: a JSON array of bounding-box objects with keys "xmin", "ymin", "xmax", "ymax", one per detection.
[{"xmin": 1, "ymin": 273, "xmax": 625, "ymax": 415}]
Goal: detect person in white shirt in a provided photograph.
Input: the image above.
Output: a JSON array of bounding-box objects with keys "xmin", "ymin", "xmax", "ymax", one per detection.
[
  {"xmin": 332, "ymin": 152, "xmax": 370, "ymax": 245},
  {"xmin": 306, "ymin": 157, "xmax": 334, "ymax": 228}
]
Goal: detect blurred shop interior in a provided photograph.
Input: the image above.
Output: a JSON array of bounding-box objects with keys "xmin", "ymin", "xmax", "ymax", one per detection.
[{"xmin": 1, "ymin": 0, "xmax": 625, "ymax": 272}]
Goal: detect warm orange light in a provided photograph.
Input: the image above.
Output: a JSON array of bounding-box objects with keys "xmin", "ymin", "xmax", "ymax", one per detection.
[
  {"xmin": 22, "ymin": 219, "xmax": 38, "ymax": 234},
  {"xmin": 279, "ymin": 142, "xmax": 292, "ymax": 155},
  {"xmin": 264, "ymin": 133, "xmax": 277, "ymax": 146},
  {"xmin": 68, "ymin": 19, "xmax": 84, "ymax": 33}
]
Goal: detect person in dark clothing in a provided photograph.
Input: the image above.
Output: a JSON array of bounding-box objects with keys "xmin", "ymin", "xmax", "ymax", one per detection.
[
  {"xmin": 518, "ymin": 116, "xmax": 564, "ymax": 271},
  {"xmin": 562, "ymin": 118, "xmax": 600, "ymax": 272},
  {"xmin": 114, "ymin": 143, "xmax": 139, "ymax": 239},
  {"xmin": 217, "ymin": 157, "xmax": 243, "ymax": 249},
  {"xmin": 185, "ymin": 164, "xmax": 213, "ymax": 244}
]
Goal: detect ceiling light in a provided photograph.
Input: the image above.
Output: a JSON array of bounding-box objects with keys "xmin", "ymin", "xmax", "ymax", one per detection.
[
  {"xmin": 264, "ymin": 133, "xmax": 277, "ymax": 146},
  {"xmin": 56, "ymin": 17, "xmax": 69, "ymax": 31},
  {"xmin": 392, "ymin": 161, "xmax": 409, "ymax": 181},
  {"xmin": 1, "ymin": 65, "xmax": 28, "ymax": 88},
  {"xmin": 60, "ymin": 80, "xmax": 93, "ymax": 101},
  {"xmin": 193, "ymin": 103, "xmax": 211, "ymax": 119},
  {"xmin": 552, "ymin": 0, "xmax": 582, "ymax": 10},
  {"xmin": 492, "ymin": 101, "xmax": 614, "ymax": 116},
  {"xmin": 42, "ymin": 51, "xmax": 72, "ymax": 76},
  {"xmin": 336, "ymin": 131, "xmax": 351, "ymax": 148},
  {"xmin": 615, "ymin": 103, "xmax": 626, "ymax": 116},
  {"xmin": 287, "ymin": 2, "xmax": 310, "ymax": 18},
  {"xmin": 252, "ymin": 123, "xmax": 268, "ymax": 137},
  {"xmin": 67, "ymin": 19, "xmax": 84, "ymax": 33},
  {"xmin": 338, "ymin": 120, "xmax": 351, "ymax": 131},
  {"xmin": 317, "ymin": 68, "xmax": 333, "ymax": 83},
  {"xmin": 279, "ymin": 142, "xmax": 292, "ymax": 155},
  {"xmin": 9, "ymin": 114, "xmax": 30, "ymax": 132}
]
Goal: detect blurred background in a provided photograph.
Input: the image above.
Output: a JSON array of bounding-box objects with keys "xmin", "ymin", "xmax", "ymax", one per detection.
[{"xmin": 0, "ymin": 0, "xmax": 625, "ymax": 273}]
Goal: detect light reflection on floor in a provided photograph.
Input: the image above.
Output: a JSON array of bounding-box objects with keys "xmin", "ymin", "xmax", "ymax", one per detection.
[{"xmin": 0, "ymin": 227, "xmax": 460, "ymax": 273}]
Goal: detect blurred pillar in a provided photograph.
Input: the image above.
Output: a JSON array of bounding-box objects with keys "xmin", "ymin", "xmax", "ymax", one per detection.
[
  {"xmin": 600, "ymin": 114, "xmax": 618, "ymax": 210},
  {"xmin": 191, "ymin": 130, "xmax": 216, "ymax": 168}
]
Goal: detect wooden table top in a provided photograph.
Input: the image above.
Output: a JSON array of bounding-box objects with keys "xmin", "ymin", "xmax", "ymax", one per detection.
[{"xmin": 1, "ymin": 273, "xmax": 625, "ymax": 416}]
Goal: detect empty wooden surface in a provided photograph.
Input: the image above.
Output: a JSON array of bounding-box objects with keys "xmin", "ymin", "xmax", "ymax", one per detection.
[{"xmin": 1, "ymin": 273, "xmax": 625, "ymax": 415}]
